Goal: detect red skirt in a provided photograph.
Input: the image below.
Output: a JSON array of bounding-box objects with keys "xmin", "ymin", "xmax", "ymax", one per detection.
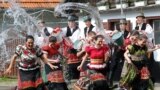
[
  {"xmin": 45, "ymin": 63, "xmax": 68, "ymax": 90},
  {"xmin": 18, "ymin": 68, "xmax": 46, "ymax": 90}
]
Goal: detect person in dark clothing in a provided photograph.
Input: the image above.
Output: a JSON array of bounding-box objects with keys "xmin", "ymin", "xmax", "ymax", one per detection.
[
  {"xmin": 108, "ymin": 18, "xmax": 130, "ymax": 87},
  {"xmin": 83, "ymin": 16, "xmax": 97, "ymax": 38}
]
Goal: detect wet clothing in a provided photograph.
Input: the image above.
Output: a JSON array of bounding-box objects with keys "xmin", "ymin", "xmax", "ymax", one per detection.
[
  {"xmin": 74, "ymin": 44, "xmax": 110, "ymax": 90},
  {"xmin": 61, "ymin": 26, "xmax": 83, "ymax": 43},
  {"xmin": 42, "ymin": 44, "xmax": 68, "ymax": 90},
  {"xmin": 120, "ymin": 44, "xmax": 154, "ymax": 90},
  {"xmin": 15, "ymin": 45, "xmax": 45, "ymax": 90}
]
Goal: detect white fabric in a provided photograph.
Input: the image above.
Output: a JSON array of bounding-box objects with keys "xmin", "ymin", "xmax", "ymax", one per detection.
[
  {"xmin": 153, "ymin": 49, "xmax": 160, "ymax": 62},
  {"xmin": 35, "ymin": 26, "xmax": 53, "ymax": 47},
  {"xmin": 46, "ymin": 27, "xmax": 54, "ymax": 34},
  {"xmin": 61, "ymin": 27, "xmax": 84, "ymax": 43},
  {"xmin": 138, "ymin": 23, "xmax": 154, "ymax": 42},
  {"xmin": 87, "ymin": 63, "xmax": 106, "ymax": 69},
  {"xmin": 80, "ymin": 26, "xmax": 97, "ymax": 40}
]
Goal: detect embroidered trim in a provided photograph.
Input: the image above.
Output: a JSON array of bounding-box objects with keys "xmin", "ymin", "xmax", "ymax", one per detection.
[
  {"xmin": 47, "ymin": 70, "xmax": 65, "ymax": 83},
  {"xmin": 87, "ymin": 63, "xmax": 106, "ymax": 69},
  {"xmin": 18, "ymin": 78, "xmax": 43, "ymax": 89},
  {"xmin": 90, "ymin": 73, "xmax": 106, "ymax": 81}
]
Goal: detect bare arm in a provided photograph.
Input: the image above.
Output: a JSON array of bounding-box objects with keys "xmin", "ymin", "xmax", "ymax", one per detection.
[
  {"xmin": 109, "ymin": 30, "xmax": 118, "ymax": 36},
  {"xmin": 77, "ymin": 50, "xmax": 85, "ymax": 57},
  {"xmin": 124, "ymin": 50, "xmax": 132, "ymax": 64},
  {"xmin": 104, "ymin": 52, "xmax": 109, "ymax": 62},
  {"xmin": 4, "ymin": 54, "xmax": 18, "ymax": 74},
  {"xmin": 77, "ymin": 53, "xmax": 89, "ymax": 71},
  {"xmin": 147, "ymin": 45, "xmax": 160, "ymax": 53},
  {"xmin": 43, "ymin": 53, "xmax": 59, "ymax": 63},
  {"xmin": 40, "ymin": 54, "xmax": 58, "ymax": 69}
]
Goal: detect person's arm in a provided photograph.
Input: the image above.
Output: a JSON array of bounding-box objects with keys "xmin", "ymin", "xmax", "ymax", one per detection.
[
  {"xmin": 104, "ymin": 51, "xmax": 109, "ymax": 62},
  {"xmin": 4, "ymin": 54, "xmax": 18, "ymax": 74},
  {"xmin": 40, "ymin": 54, "xmax": 58, "ymax": 69},
  {"xmin": 148, "ymin": 45, "xmax": 160, "ymax": 53},
  {"xmin": 77, "ymin": 50, "xmax": 85, "ymax": 57},
  {"xmin": 124, "ymin": 50, "xmax": 132, "ymax": 64},
  {"xmin": 77, "ymin": 45, "xmax": 86, "ymax": 57},
  {"xmin": 77, "ymin": 53, "xmax": 89, "ymax": 71},
  {"xmin": 109, "ymin": 30, "xmax": 118, "ymax": 37},
  {"xmin": 43, "ymin": 53, "xmax": 60, "ymax": 63},
  {"xmin": 61, "ymin": 27, "xmax": 67, "ymax": 37}
]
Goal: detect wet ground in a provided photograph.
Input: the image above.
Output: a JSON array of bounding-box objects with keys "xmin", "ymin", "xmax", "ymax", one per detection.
[{"xmin": 0, "ymin": 80, "xmax": 160, "ymax": 90}]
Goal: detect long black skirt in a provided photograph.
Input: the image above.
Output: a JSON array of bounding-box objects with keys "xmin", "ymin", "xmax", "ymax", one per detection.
[
  {"xmin": 67, "ymin": 62, "xmax": 80, "ymax": 80},
  {"xmin": 18, "ymin": 68, "xmax": 46, "ymax": 90}
]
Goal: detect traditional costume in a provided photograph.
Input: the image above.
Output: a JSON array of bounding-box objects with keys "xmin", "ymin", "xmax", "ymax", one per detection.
[
  {"xmin": 120, "ymin": 44, "xmax": 154, "ymax": 90},
  {"xmin": 42, "ymin": 43, "xmax": 68, "ymax": 90},
  {"xmin": 74, "ymin": 45, "xmax": 110, "ymax": 90},
  {"xmin": 15, "ymin": 45, "xmax": 46, "ymax": 90}
]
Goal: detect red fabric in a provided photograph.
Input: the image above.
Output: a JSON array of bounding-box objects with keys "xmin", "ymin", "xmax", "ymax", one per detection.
[
  {"xmin": 18, "ymin": 73, "xmax": 43, "ymax": 89},
  {"xmin": 53, "ymin": 27, "xmax": 61, "ymax": 33},
  {"xmin": 47, "ymin": 70, "xmax": 65, "ymax": 83},
  {"xmin": 140, "ymin": 66, "xmax": 150, "ymax": 79},
  {"xmin": 62, "ymin": 38, "xmax": 73, "ymax": 57},
  {"xmin": 42, "ymin": 43, "xmax": 60, "ymax": 58},
  {"xmin": 85, "ymin": 44, "xmax": 109, "ymax": 60},
  {"xmin": 80, "ymin": 70, "xmax": 88, "ymax": 77},
  {"xmin": 90, "ymin": 73, "xmax": 106, "ymax": 81},
  {"xmin": 124, "ymin": 38, "xmax": 131, "ymax": 48},
  {"xmin": 67, "ymin": 54, "xmax": 80, "ymax": 64}
]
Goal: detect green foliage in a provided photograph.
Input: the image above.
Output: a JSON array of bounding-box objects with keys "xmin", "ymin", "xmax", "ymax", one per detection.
[{"xmin": 0, "ymin": 77, "xmax": 17, "ymax": 82}]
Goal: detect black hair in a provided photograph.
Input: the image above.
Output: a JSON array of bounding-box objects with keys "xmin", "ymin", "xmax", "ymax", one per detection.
[
  {"xmin": 26, "ymin": 35, "xmax": 34, "ymax": 42},
  {"xmin": 49, "ymin": 36, "xmax": 57, "ymax": 43},
  {"xmin": 130, "ymin": 30, "xmax": 140, "ymax": 36},
  {"xmin": 68, "ymin": 48, "xmax": 77, "ymax": 54},
  {"xmin": 94, "ymin": 35, "xmax": 104, "ymax": 41}
]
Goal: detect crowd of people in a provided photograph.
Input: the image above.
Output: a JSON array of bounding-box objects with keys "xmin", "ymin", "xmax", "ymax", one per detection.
[{"xmin": 4, "ymin": 12, "xmax": 160, "ymax": 90}]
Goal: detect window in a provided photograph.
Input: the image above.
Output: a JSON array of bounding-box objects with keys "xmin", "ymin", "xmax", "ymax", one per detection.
[{"xmin": 153, "ymin": 20, "xmax": 160, "ymax": 44}]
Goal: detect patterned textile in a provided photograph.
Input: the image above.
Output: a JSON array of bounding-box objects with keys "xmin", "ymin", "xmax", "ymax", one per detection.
[
  {"xmin": 62, "ymin": 37, "xmax": 73, "ymax": 57},
  {"xmin": 74, "ymin": 69, "xmax": 108, "ymax": 90},
  {"xmin": 18, "ymin": 68, "xmax": 46, "ymax": 90},
  {"xmin": 85, "ymin": 44, "xmax": 109, "ymax": 69},
  {"xmin": 45, "ymin": 63, "xmax": 68, "ymax": 90},
  {"xmin": 15, "ymin": 45, "xmax": 43, "ymax": 71},
  {"xmin": 120, "ymin": 44, "xmax": 154, "ymax": 90},
  {"xmin": 119, "ymin": 64, "xmax": 138, "ymax": 87},
  {"xmin": 67, "ymin": 53, "xmax": 81, "ymax": 64}
]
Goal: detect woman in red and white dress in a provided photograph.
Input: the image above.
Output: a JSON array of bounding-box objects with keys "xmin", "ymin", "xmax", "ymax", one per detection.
[
  {"xmin": 75, "ymin": 35, "xmax": 110, "ymax": 90},
  {"xmin": 5, "ymin": 35, "xmax": 57, "ymax": 90},
  {"xmin": 42, "ymin": 36, "xmax": 68, "ymax": 90}
]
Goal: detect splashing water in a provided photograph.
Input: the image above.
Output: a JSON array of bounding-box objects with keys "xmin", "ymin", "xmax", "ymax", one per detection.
[
  {"xmin": 0, "ymin": 1, "xmax": 111, "ymax": 71},
  {"xmin": 0, "ymin": 0, "xmax": 40, "ymax": 70},
  {"xmin": 54, "ymin": 2, "xmax": 111, "ymax": 43}
]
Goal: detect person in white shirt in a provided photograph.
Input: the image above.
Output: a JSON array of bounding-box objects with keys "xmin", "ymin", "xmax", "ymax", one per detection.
[
  {"xmin": 35, "ymin": 20, "xmax": 53, "ymax": 47},
  {"xmin": 61, "ymin": 15, "xmax": 83, "ymax": 43},
  {"xmin": 83, "ymin": 16, "xmax": 97, "ymax": 38},
  {"xmin": 135, "ymin": 12, "xmax": 154, "ymax": 43}
]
